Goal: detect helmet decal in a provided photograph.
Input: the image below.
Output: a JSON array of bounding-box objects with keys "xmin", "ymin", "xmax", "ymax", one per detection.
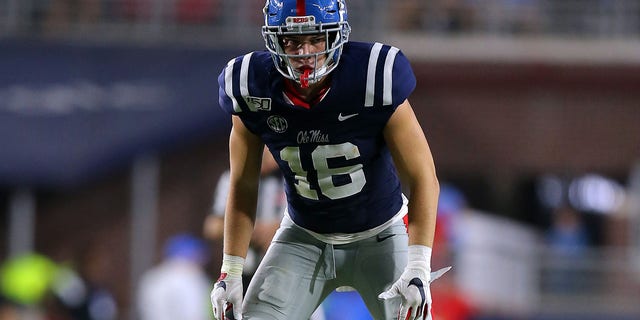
[{"xmin": 297, "ymin": 0, "xmax": 306, "ymax": 15}]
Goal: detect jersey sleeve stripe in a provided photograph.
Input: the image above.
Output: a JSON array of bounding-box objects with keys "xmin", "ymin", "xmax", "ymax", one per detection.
[
  {"xmin": 383, "ymin": 46, "xmax": 399, "ymax": 106},
  {"xmin": 239, "ymin": 52, "xmax": 253, "ymax": 97},
  {"xmin": 224, "ymin": 58, "xmax": 242, "ymax": 113},
  {"xmin": 365, "ymin": 42, "xmax": 383, "ymax": 107}
]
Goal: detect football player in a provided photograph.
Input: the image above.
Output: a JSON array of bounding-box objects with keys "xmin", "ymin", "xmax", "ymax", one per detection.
[{"xmin": 211, "ymin": 0, "xmax": 448, "ymax": 319}]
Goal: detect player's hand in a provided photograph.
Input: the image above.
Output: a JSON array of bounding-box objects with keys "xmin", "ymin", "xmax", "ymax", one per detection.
[
  {"xmin": 378, "ymin": 244, "xmax": 451, "ymax": 320},
  {"xmin": 211, "ymin": 272, "xmax": 243, "ymax": 320},
  {"xmin": 378, "ymin": 265, "xmax": 430, "ymax": 320},
  {"xmin": 378, "ymin": 266, "xmax": 451, "ymax": 320}
]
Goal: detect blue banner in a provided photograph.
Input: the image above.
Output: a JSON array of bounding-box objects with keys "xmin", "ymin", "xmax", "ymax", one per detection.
[{"xmin": 0, "ymin": 40, "xmax": 236, "ymax": 188}]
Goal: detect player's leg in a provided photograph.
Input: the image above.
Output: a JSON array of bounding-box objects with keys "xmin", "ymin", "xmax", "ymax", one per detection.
[
  {"xmin": 243, "ymin": 224, "xmax": 336, "ymax": 320},
  {"xmin": 352, "ymin": 220, "xmax": 408, "ymax": 320}
]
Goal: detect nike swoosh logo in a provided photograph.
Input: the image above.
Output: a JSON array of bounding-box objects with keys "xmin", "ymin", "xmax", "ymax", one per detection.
[
  {"xmin": 376, "ymin": 234, "xmax": 395, "ymax": 242},
  {"xmin": 338, "ymin": 113, "xmax": 359, "ymax": 121},
  {"xmin": 214, "ymin": 281, "xmax": 227, "ymax": 290},
  {"xmin": 408, "ymin": 278, "xmax": 426, "ymax": 304}
]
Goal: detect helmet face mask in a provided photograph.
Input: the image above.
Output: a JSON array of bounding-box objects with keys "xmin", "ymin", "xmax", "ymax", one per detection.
[{"xmin": 262, "ymin": 0, "xmax": 351, "ymax": 87}]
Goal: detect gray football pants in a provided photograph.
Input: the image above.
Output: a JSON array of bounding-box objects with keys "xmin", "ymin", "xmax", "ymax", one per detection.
[{"xmin": 242, "ymin": 220, "xmax": 408, "ymax": 319}]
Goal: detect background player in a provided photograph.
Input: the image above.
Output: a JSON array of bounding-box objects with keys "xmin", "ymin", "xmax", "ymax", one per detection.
[
  {"xmin": 211, "ymin": 0, "xmax": 448, "ymax": 319},
  {"xmin": 203, "ymin": 147, "xmax": 285, "ymax": 290}
]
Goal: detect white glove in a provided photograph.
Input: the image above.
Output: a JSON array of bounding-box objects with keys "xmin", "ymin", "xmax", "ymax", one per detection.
[
  {"xmin": 211, "ymin": 254, "xmax": 244, "ymax": 320},
  {"xmin": 378, "ymin": 246, "xmax": 451, "ymax": 320}
]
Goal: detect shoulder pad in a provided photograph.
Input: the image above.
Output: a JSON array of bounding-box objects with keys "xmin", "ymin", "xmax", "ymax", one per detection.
[
  {"xmin": 361, "ymin": 42, "xmax": 416, "ymax": 109},
  {"xmin": 218, "ymin": 51, "xmax": 274, "ymax": 115}
]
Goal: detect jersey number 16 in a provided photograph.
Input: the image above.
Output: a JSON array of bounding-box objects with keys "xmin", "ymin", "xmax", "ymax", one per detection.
[{"xmin": 280, "ymin": 142, "xmax": 366, "ymax": 200}]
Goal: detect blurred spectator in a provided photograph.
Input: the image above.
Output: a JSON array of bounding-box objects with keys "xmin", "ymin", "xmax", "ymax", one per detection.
[
  {"xmin": 395, "ymin": 0, "xmax": 475, "ymax": 33},
  {"xmin": 59, "ymin": 243, "xmax": 118, "ymax": 320},
  {"xmin": 390, "ymin": 0, "xmax": 425, "ymax": 31},
  {"xmin": 203, "ymin": 147, "xmax": 285, "ymax": 290},
  {"xmin": 431, "ymin": 183, "xmax": 476, "ymax": 320},
  {"xmin": 499, "ymin": 0, "xmax": 542, "ymax": 34},
  {"xmin": 545, "ymin": 205, "xmax": 589, "ymax": 293},
  {"xmin": 546, "ymin": 205, "xmax": 589, "ymax": 255},
  {"xmin": 0, "ymin": 252, "xmax": 76, "ymax": 319},
  {"xmin": 29, "ymin": 0, "xmax": 53, "ymax": 33},
  {"xmin": 33, "ymin": 0, "xmax": 104, "ymax": 36},
  {"xmin": 137, "ymin": 234, "xmax": 211, "ymax": 320},
  {"xmin": 437, "ymin": 0, "xmax": 475, "ymax": 33}
]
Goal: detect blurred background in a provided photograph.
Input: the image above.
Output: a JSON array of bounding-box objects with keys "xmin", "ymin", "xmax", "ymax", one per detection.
[{"xmin": 1, "ymin": 0, "xmax": 640, "ymax": 319}]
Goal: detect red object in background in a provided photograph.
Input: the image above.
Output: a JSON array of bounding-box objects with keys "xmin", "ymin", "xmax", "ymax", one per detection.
[
  {"xmin": 176, "ymin": 0, "xmax": 219, "ymax": 23},
  {"xmin": 432, "ymin": 286, "xmax": 476, "ymax": 320}
]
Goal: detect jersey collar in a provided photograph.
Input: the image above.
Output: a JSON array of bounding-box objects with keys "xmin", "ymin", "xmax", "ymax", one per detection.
[{"xmin": 283, "ymin": 79, "xmax": 330, "ymax": 109}]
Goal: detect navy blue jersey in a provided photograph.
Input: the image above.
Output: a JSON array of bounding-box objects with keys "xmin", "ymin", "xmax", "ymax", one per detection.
[{"xmin": 218, "ymin": 41, "xmax": 416, "ymax": 234}]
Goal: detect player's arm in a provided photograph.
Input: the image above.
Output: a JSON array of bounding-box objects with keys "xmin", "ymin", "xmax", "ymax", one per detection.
[
  {"xmin": 380, "ymin": 99, "xmax": 441, "ymax": 320},
  {"xmin": 383, "ymin": 99, "xmax": 439, "ymax": 247},
  {"xmin": 224, "ymin": 115, "xmax": 264, "ymax": 258},
  {"xmin": 211, "ymin": 115, "xmax": 263, "ymax": 320}
]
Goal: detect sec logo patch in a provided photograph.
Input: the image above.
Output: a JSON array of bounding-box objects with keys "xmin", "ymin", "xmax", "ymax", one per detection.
[{"xmin": 267, "ymin": 115, "xmax": 288, "ymax": 133}]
